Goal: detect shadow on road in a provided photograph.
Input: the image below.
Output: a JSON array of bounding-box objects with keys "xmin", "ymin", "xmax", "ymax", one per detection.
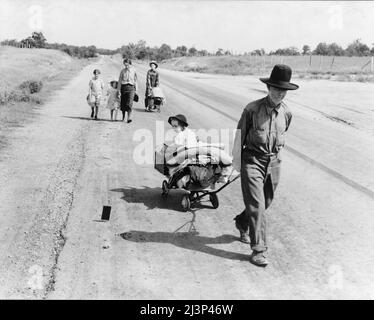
[
  {"xmin": 120, "ymin": 230, "xmax": 248, "ymax": 261},
  {"xmin": 111, "ymin": 186, "xmax": 214, "ymax": 212},
  {"xmin": 132, "ymin": 107, "xmax": 148, "ymax": 113},
  {"xmin": 62, "ymin": 116, "xmax": 115, "ymax": 122}
]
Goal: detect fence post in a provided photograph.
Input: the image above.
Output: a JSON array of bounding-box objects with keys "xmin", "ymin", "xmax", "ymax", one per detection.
[{"xmin": 330, "ymin": 56, "xmax": 335, "ymax": 69}]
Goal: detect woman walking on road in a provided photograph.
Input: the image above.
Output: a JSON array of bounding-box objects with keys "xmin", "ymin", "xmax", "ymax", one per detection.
[
  {"xmin": 117, "ymin": 58, "xmax": 138, "ymax": 123},
  {"xmin": 145, "ymin": 60, "xmax": 159, "ymax": 111}
]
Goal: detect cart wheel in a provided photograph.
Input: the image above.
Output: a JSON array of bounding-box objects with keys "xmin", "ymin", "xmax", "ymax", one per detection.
[
  {"xmin": 162, "ymin": 180, "xmax": 169, "ymax": 199},
  {"xmin": 210, "ymin": 193, "xmax": 219, "ymax": 209},
  {"xmin": 181, "ymin": 195, "xmax": 191, "ymax": 212}
]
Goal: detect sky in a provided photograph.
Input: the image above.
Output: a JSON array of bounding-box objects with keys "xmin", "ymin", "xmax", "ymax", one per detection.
[{"xmin": 1, "ymin": 0, "xmax": 374, "ymax": 53}]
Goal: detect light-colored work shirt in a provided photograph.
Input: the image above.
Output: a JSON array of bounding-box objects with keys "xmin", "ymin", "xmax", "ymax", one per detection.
[
  {"xmin": 232, "ymin": 96, "xmax": 292, "ymax": 167},
  {"xmin": 118, "ymin": 66, "xmax": 138, "ymax": 91}
]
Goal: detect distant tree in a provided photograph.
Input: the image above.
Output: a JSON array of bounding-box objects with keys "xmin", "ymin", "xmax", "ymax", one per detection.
[
  {"xmin": 224, "ymin": 50, "xmax": 232, "ymax": 55},
  {"xmin": 120, "ymin": 43, "xmax": 137, "ymax": 59},
  {"xmin": 270, "ymin": 47, "xmax": 298, "ymax": 55},
  {"xmin": 31, "ymin": 31, "xmax": 47, "ymax": 48},
  {"xmin": 87, "ymin": 45, "xmax": 97, "ymax": 57},
  {"xmin": 198, "ymin": 49, "xmax": 208, "ymax": 56},
  {"xmin": 252, "ymin": 48, "xmax": 265, "ymax": 56},
  {"xmin": 133, "ymin": 40, "xmax": 147, "ymax": 59},
  {"xmin": 188, "ymin": 47, "xmax": 198, "ymax": 56},
  {"xmin": 302, "ymin": 45, "xmax": 311, "ymax": 55},
  {"xmin": 134, "ymin": 40, "xmax": 147, "ymax": 59},
  {"xmin": 156, "ymin": 43, "xmax": 173, "ymax": 61},
  {"xmin": 345, "ymin": 39, "xmax": 370, "ymax": 57},
  {"xmin": 1, "ymin": 39, "xmax": 20, "ymax": 47},
  {"xmin": 216, "ymin": 48, "xmax": 224, "ymax": 56},
  {"xmin": 136, "ymin": 48, "xmax": 148, "ymax": 60},
  {"xmin": 313, "ymin": 42, "xmax": 329, "ymax": 55},
  {"xmin": 326, "ymin": 43, "xmax": 344, "ymax": 56},
  {"xmin": 175, "ymin": 45, "xmax": 188, "ymax": 57}
]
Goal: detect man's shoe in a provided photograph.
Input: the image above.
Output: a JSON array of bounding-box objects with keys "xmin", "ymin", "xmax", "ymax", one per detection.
[
  {"xmin": 127, "ymin": 119, "xmax": 132, "ymax": 123},
  {"xmin": 249, "ymin": 251, "xmax": 268, "ymax": 267},
  {"xmin": 234, "ymin": 217, "xmax": 250, "ymax": 244}
]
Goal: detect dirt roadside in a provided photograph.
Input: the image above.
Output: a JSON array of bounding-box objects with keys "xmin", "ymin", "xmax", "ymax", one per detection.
[{"xmin": 0, "ymin": 55, "xmax": 109, "ymax": 298}]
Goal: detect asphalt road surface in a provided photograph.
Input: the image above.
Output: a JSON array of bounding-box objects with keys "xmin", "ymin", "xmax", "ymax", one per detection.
[{"xmin": 0, "ymin": 56, "xmax": 373, "ymax": 299}]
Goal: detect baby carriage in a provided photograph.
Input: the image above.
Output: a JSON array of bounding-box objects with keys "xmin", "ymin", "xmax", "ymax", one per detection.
[
  {"xmin": 147, "ymin": 86, "xmax": 165, "ymax": 112},
  {"xmin": 154, "ymin": 143, "xmax": 239, "ymax": 211}
]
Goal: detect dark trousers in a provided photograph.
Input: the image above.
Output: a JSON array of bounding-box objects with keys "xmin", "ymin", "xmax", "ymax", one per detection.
[
  {"xmin": 145, "ymin": 96, "xmax": 154, "ymax": 109},
  {"xmin": 120, "ymin": 84, "xmax": 135, "ymax": 120},
  {"xmin": 236, "ymin": 149, "xmax": 281, "ymax": 252}
]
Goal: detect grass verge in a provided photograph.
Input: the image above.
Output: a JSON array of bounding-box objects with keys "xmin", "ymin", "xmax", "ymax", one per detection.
[
  {"xmin": 0, "ymin": 46, "xmax": 94, "ymax": 150},
  {"xmin": 161, "ymin": 55, "xmax": 374, "ymax": 82}
]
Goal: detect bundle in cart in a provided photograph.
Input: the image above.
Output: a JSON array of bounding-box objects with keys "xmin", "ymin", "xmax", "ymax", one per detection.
[
  {"xmin": 154, "ymin": 142, "xmax": 239, "ymax": 211},
  {"xmin": 146, "ymin": 87, "xmax": 166, "ymax": 112}
]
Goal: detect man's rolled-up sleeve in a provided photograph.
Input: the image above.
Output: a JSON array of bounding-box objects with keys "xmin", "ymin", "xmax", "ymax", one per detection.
[{"xmin": 232, "ymin": 109, "xmax": 250, "ymax": 168}]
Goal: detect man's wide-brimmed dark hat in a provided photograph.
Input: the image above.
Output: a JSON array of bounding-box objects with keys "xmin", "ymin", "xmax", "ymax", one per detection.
[
  {"xmin": 260, "ymin": 64, "xmax": 299, "ymax": 90},
  {"xmin": 150, "ymin": 60, "xmax": 158, "ymax": 68},
  {"xmin": 168, "ymin": 114, "xmax": 188, "ymax": 127}
]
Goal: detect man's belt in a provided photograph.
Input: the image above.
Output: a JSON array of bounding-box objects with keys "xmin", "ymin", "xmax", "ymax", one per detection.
[{"xmin": 245, "ymin": 149, "xmax": 279, "ymax": 160}]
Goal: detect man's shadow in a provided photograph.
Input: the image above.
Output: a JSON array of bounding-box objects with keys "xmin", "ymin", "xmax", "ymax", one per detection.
[
  {"xmin": 119, "ymin": 230, "xmax": 248, "ymax": 262},
  {"xmin": 111, "ymin": 186, "xmax": 214, "ymax": 212},
  {"xmin": 62, "ymin": 116, "xmax": 114, "ymax": 122}
]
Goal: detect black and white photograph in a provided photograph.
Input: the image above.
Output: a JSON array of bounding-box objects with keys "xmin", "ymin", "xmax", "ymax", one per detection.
[{"xmin": 0, "ymin": 0, "xmax": 373, "ymax": 303}]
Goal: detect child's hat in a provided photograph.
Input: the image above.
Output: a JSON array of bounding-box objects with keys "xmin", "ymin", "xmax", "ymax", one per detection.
[{"xmin": 150, "ymin": 60, "xmax": 158, "ymax": 68}]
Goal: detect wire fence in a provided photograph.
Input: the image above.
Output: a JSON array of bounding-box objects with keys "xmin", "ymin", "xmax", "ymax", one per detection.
[{"xmin": 237, "ymin": 55, "xmax": 374, "ymax": 74}]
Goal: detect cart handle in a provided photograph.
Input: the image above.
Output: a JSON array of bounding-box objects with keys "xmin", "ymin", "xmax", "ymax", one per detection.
[{"xmin": 210, "ymin": 173, "xmax": 240, "ymax": 195}]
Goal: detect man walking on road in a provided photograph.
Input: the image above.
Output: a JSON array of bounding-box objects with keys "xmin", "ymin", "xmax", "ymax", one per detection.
[{"xmin": 232, "ymin": 64, "xmax": 299, "ymax": 267}]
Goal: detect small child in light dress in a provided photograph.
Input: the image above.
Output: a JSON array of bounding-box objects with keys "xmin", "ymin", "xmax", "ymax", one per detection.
[
  {"xmin": 106, "ymin": 80, "xmax": 120, "ymax": 121},
  {"xmin": 88, "ymin": 69, "xmax": 105, "ymax": 120}
]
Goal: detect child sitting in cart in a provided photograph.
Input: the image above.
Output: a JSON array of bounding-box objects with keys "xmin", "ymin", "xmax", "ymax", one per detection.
[
  {"xmin": 161, "ymin": 114, "xmax": 233, "ymax": 188},
  {"xmin": 166, "ymin": 114, "xmax": 197, "ymax": 188},
  {"xmin": 168, "ymin": 114, "xmax": 197, "ymax": 147},
  {"xmin": 154, "ymin": 114, "xmax": 237, "ymax": 210}
]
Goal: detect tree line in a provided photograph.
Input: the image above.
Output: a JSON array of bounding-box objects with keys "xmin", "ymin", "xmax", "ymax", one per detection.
[
  {"xmin": 0, "ymin": 32, "xmax": 116, "ymax": 58},
  {"xmin": 267, "ymin": 40, "xmax": 374, "ymax": 57},
  {"xmin": 1, "ymin": 32, "xmax": 374, "ymax": 60}
]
